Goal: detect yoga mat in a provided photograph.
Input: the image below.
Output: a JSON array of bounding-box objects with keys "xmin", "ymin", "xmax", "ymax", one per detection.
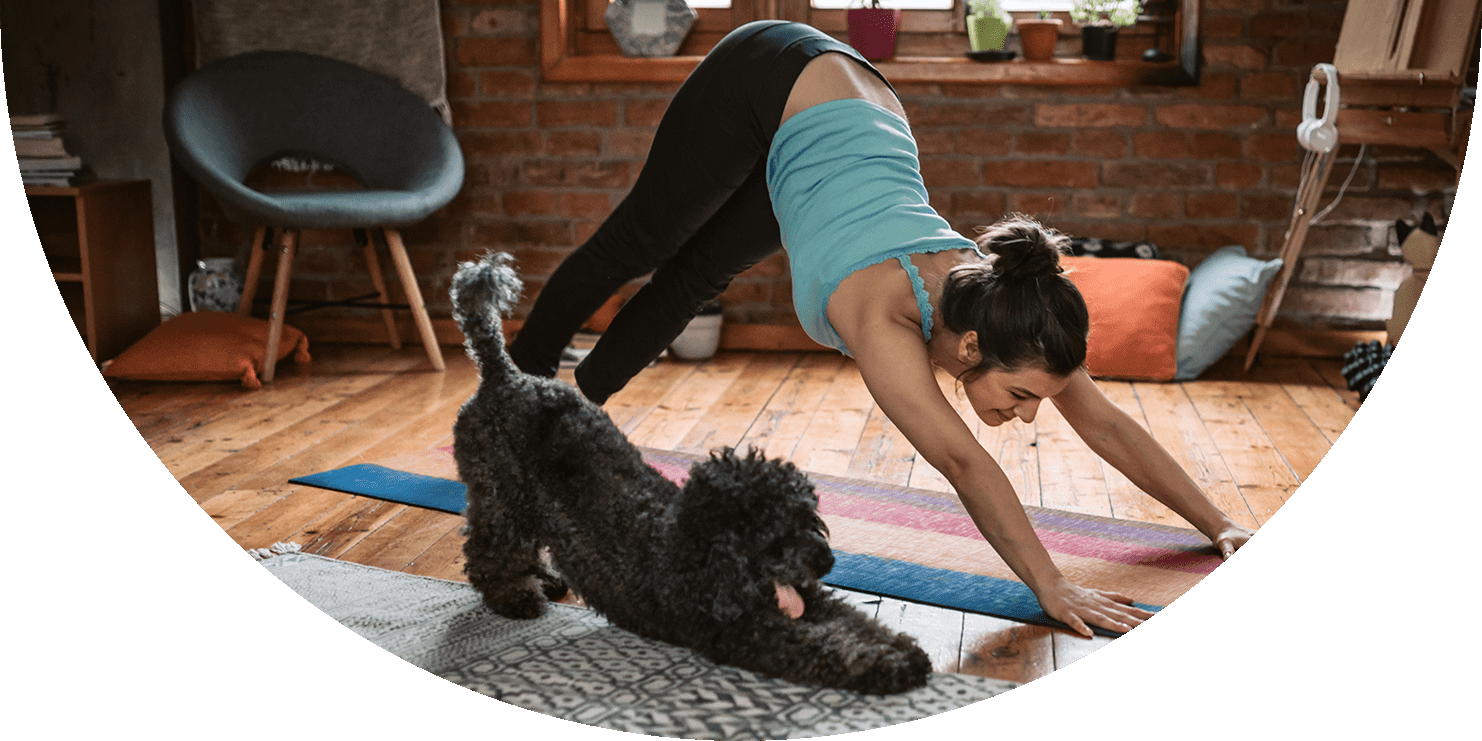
[{"xmin": 292, "ymin": 447, "xmax": 1224, "ymax": 634}]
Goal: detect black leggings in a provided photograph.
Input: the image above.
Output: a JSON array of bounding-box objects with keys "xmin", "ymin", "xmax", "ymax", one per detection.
[{"xmin": 507, "ymin": 21, "xmax": 894, "ymax": 404}]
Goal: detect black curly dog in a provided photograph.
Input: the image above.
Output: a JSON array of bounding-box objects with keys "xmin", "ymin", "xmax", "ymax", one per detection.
[{"xmin": 450, "ymin": 253, "xmax": 931, "ymax": 695}]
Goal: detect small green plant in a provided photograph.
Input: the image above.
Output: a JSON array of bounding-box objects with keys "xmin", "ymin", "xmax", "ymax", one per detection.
[
  {"xmin": 966, "ymin": 0, "xmax": 1010, "ymax": 21},
  {"xmin": 1038, "ymin": 9, "xmax": 1053, "ymax": 19},
  {"xmin": 1069, "ymin": 0, "xmax": 1140, "ymax": 26}
]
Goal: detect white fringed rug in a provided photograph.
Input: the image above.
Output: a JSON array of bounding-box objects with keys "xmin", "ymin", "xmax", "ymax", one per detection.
[{"xmin": 258, "ymin": 550, "xmax": 1018, "ymax": 739}]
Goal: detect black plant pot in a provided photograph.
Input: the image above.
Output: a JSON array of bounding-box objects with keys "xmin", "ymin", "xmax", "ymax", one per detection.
[{"xmin": 1081, "ymin": 25, "xmax": 1118, "ymax": 61}]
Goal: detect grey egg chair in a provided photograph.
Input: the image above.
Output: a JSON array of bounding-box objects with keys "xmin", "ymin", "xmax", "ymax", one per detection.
[{"xmin": 164, "ymin": 50, "xmax": 463, "ymax": 382}]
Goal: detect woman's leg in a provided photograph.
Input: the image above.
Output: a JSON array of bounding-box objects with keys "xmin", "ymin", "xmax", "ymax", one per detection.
[
  {"xmin": 574, "ymin": 165, "xmax": 780, "ymax": 403},
  {"xmin": 507, "ymin": 21, "xmax": 795, "ymax": 379}
]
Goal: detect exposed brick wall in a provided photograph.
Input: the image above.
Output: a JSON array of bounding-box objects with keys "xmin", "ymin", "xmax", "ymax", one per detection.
[{"xmin": 196, "ymin": 0, "xmax": 1460, "ymax": 335}]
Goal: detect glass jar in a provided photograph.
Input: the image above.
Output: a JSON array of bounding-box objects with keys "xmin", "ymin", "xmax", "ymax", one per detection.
[{"xmin": 188, "ymin": 257, "xmax": 244, "ymax": 313}]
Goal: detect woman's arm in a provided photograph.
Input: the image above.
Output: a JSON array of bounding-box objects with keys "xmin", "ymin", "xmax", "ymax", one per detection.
[
  {"xmin": 1051, "ymin": 369, "xmax": 1254, "ymax": 557},
  {"xmin": 836, "ymin": 306, "xmax": 1151, "ymax": 636}
]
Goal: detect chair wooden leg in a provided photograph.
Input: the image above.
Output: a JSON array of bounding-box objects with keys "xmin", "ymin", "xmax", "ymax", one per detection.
[
  {"xmin": 359, "ymin": 231, "xmax": 402, "ymax": 350},
  {"xmin": 382, "ymin": 227, "xmax": 446, "ymax": 372},
  {"xmin": 236, "ymin": 226, "xmax": 267, "ymax": 316},
  {"xmin": 262, "ymin": 229, "xmax": 299, "ymax": 384}
]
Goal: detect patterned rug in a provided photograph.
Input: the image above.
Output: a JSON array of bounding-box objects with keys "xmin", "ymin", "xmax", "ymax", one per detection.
[
  {"xmin": 292, "ymin": 447, "xmax": 1224, "ymax": 633},
  {"xmin": 259, "ymin": 550, "xmax": 1017, "ymax": 739}
]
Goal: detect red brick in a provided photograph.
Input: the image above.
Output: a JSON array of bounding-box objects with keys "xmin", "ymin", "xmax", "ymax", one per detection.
[
  {"xmin": 1271, "ymin": 38, "xmax": 1339, "ymax": 67},
  {"xmin": 1244, "ymin": 132, "xmax": 1299, "ymax": 162},
  {"xmin": 956, "ymin": 129, "xmax": 1013, "ymax": 156},
  {"xmin": 719, "ymin": 280, "xmax": 772, "ymax": 306},
  {"xmin": 1295, "ymin": 225, "xmax": 1382, "ymax": 257},
  {"xmin": 1102, "ymin": 162, "xmax": 1209, "ymax": 188},
  {"xmin": 1203, "ymin": 14, "xmax": 1246, "ymax": 38},
  {"xmin": 1072, "ymin": 194, "xmax": 1122, "ymax": 219},
  {"xmin": 1378, "ymin": 165, "xmax": 1458, "ymax": 192},
  {"xmin": 1009, "ymin": 194, "xmax": 1064, "ymax": 216},
  {"xmin": 1071, "ymin": 130, "xmax": 1127, "ymax": 158},
  {"xmin": 470, "ymin": 8, "xmax": 530, "ymax": 35},
  {"xmin": 1155, "ymin": 104, "xmax": 1266, "ymax": 130},
  {"xmin": 1179, "ymin": 72, "xmax": 1239, "ymax": 101},
  {"xmin": 1248, "ymin": 10, "xmax": 1307, "ymax": 37},
  {"xmin": 914, "ymin": 129, "xmax": 955, "ymax": 155},
  {"xmin": 566, "ymin": 162, "xmax": 632, "ymax": 188},
  {"xmin": 461, "ymin": 131, "xmax": 541, "ymax": 156},
  {"xmin": 1055, "ymin": 220, "xmax": 1147, "ymax": 243},
  {"xmin": 953, "ymin": 191, "xmax": 1009, "ymax": 217},
  {"xmin": 503, "ymin": 247, "xmax": 574, "ymax": 278},
  {"xmin": 520, "ymin": 161, "xmax": 566, "ymax": 187},
  {"xmin": 1318, "ymin": 196, "xmax": 1416, "ymax": 223},
  {"xmin": 908, "ymin": 102, "xmax": 1031, "ymax": 127},
  {"xmin": 1192, "ymin": 132, "xmax": 1245, "ymax": 159},
  {"xmin": 624, "ymin": 99, "xmax": 670, "ymax": 128},
  {"xmin": 737, "ymin": 252, "xmax": 789, "ymax": 279},
  {"xmin": 453, "ymin": 100, "xmax": 533, "ymax": 128},
  {"xmin": 1204, "ymin": 0, "xmax": 1270, "ymax": 10},
  {"xmin": 448, "ymin": 70, "xmax": 477, "ymax": 99},
  {"xmin": 1129, "ymin": 192, "xmax": 1183, "ymax": 219},
  {"xmin": 1187, "ymin": 192, "xmax": 1240, "ymax": 219},
  {"xmin": 605, "ymin": 130, "xmax": 654, "ymax": 158},
  {"xmin": 502, "ymin": 190, "xmax": 559, "ymax": 217},
  {"xmin": 1268, "ymin": 163, "xmax": 1304, "ymax": 190},
  {"xmin": 455, "ymin": 37, "xmax": 538, "ymax": 66},
  {"xmin": 545, "ymin": 131, "xmax": 602, "ymax": 156},
  {"xmin": 537, "ymin": 100, "xmax": 618, "ymax": 128},
  {"xmin": 1148, "ymin": 223, "xmax": 1260, "ymax": 250},
  {"xmin": 1240, "ymin": 71, "xmax": 1297, "ymax": 100},
  {"xmin": 981, "ymin": 160, "xmax": 1100, "ymax": 188},
  {"xmin": 1014, "ymin": 132, "xmax": 1071, "ymax": 155},
  {"xmin": 1242, "ymin": 194, "xmax": 1294, "ymax": 220},
  {"xmin": 480, "ymin": 70, "xmax": 537, "ymax": 97},
  {"xmin": 1203, "ymin": 44, "xmax": 1268, "ymax": 69},
  {"xmin": 1133, "ymin": 131, "xmax": 1191, "ymax": 159},
  {"xmin": 1034, "ymin": 103, "xmax": 1147, "ymax": 128},
  {"xmin": 559, "ymin": 192, "xmax": 613, "ymax": 219}
]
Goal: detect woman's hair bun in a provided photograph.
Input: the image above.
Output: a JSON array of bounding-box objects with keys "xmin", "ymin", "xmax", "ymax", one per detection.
[{"xmin": 976, "ymin": 214, "xmax": 1068, "ymax": 282}]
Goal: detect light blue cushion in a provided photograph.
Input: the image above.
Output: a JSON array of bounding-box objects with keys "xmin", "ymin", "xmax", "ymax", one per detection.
[{"xmin": 1174, "ymin": 246, "xmax": 1283, "ymax": 380}]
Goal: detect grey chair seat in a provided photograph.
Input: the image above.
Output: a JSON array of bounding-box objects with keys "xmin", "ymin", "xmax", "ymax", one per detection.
[{"xmin": 163, "ymin": 50, "xmax": 463, "ymax": 228}]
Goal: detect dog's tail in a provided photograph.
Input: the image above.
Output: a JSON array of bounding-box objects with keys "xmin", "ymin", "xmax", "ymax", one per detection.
[{"xmin": 450, "ymin": 252, "xmax": 524, "ymax": 381}]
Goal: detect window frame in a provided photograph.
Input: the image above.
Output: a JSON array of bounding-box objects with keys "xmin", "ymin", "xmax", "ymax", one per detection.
[{"xmin": 539, "ymin": 0, "xmax": 1200, "ymax": 86}]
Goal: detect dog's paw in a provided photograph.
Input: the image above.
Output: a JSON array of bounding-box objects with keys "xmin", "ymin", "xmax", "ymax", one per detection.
[
  {"xmin": 845, "ymin": 640, "xmax": 933, "ymax": 695},
  {"xmin": 481, "ymin": 586, "xmax": 548, "ymax": 620}
]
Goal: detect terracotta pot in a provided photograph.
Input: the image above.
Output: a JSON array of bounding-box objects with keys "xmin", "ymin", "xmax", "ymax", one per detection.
[
  {"xmin": 847, "ymin": 8, "xmax": 902, "ymax": 61},
  {"xmin": 1016, "ymin": 18, "xmax": 1062, "ymax": 61}
]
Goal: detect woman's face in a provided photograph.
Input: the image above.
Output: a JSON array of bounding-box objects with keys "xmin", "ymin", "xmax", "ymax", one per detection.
[{"xmin": 960, "ymin": 365, "xmax": 1070, "ymax": 427}]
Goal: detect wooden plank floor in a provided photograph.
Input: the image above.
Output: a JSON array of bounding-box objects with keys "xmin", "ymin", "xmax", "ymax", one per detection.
[{"xmin": 108, "ymin": 342, "xmax": 1359, "ymax": 687}]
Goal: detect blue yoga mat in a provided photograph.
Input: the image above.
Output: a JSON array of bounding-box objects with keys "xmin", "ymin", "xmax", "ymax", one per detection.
[{"xmin": 290, "ymin": 462, "xmax": 1156, "ymax": 636}]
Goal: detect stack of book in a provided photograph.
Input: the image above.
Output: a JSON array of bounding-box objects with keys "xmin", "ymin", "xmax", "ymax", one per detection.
[{"xmin": 12, "ymin": 114, "xmax": 92, "ymax": 187}]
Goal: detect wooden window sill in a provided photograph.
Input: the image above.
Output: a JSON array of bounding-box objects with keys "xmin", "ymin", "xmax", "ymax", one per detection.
[{"xmin": 540, "ymin": 0, "xmax": 1200, "ymax": 86}]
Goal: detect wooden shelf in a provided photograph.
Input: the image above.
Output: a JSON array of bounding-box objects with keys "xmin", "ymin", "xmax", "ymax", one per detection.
[{"xmin": 27, "ymin": 179, "xmax": 160, "ymax": 364}]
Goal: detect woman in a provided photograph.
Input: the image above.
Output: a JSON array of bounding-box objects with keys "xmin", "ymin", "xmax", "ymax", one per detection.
[{"xmin": 509, "ymin": 20, "xmax": 1253, "ymax": 637}]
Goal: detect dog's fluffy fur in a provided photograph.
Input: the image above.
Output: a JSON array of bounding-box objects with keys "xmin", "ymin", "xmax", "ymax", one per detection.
[{"xmin": 450, "ymin": 253, "xmax": 931, "ymax": 695}]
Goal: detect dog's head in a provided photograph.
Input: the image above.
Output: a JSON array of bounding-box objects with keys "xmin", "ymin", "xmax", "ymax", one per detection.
[{"xmin": 670, "ymin": 447, "xmax": 832, "ymax": 620}]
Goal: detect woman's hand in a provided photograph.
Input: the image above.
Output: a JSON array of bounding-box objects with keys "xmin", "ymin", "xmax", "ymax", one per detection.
[
  {"xmin": 1207, "ymin": 522, "xmax": 1254, "ymax": 559},
  {"xmin": 1037, "ymin": 579, "xmax": 1155, "ymax": 638}
]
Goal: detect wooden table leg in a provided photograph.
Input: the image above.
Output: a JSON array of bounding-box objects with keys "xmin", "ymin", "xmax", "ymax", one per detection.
[
  {"xmin": 383, "ymin": 227, "xmax": 446, "ymax": 372},
  {"xmin": 262, "ymin": 228, "xmax": 298, "ymax": 384}
]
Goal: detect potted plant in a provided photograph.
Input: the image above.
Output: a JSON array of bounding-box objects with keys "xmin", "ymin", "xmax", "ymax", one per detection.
[
  {"xmin": 965, "ymin": 0, "xmax": 1011, "ymax": 52},
  {"xmin": 1016, "ymin": 10, "xmax": 1062, "ymax": 62},
  {"xmin": 1069, "ymin": 0, "xmax": 1141, "ymax": 61},
  {"xmin": 847, "ymin": 0, "xmax": 902, "ymax": 61}
]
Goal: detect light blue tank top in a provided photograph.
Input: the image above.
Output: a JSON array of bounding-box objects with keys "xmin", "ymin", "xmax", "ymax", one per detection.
[{"xmin": 766, "ymin": 98, "xmax": 979, "ymax": 355}]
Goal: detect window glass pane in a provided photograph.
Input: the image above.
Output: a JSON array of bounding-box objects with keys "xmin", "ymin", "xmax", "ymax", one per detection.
[
  {"xmin": 686, "ymin": 0, "xmax": 731, "ymax": 8},
  {"xmin": 999, "ymin": 0, "xmax": 1073, "ymax": 10},
  {"xmin": 809, "ymin": 0, "xmax": 953, "ymax": 8}
]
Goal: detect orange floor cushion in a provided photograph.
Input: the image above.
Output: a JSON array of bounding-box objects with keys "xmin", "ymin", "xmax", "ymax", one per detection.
[
  {"xmin": 1062, "ymin": 256, "xmax": 1189, "ymax": 382},
  {"xmin": 102, "ymin": 311, "xmax": 310, "ymax": 389}
]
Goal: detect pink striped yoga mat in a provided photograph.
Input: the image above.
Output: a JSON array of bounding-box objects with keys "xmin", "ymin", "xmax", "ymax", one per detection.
[{"xmin": 295, "ymin": 446, "xmax": 1224, "ymax": 632}]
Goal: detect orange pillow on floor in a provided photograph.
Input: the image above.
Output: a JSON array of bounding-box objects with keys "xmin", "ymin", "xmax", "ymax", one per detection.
[
  {"xmin": 102, "ymin": 311, "xmax": 311, "ymax": 389},
  {"xmin": 1062, "ymin": 256, "xmax": 1189, "ymax": 382}
]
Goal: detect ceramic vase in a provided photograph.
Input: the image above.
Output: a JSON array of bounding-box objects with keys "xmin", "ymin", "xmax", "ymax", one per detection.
[
  {"xmin": 604, "ymin": 0, "xmax": 697, "ymax": 57},
  {"xmin": 188, "ymin": 257, "xmax": 243, "ymax": 313}
]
